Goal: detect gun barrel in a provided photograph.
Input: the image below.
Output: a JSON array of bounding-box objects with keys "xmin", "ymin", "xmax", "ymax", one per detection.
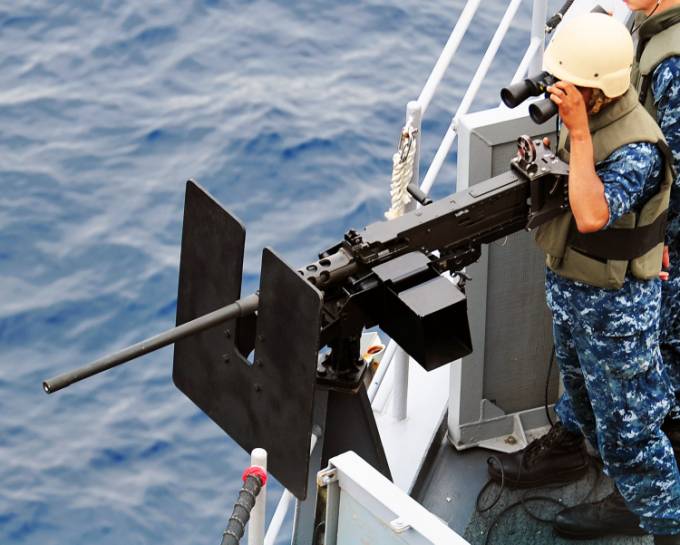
[{"xmin": 43, "ymin": 293, "xmax": 260, "ymax": 394}]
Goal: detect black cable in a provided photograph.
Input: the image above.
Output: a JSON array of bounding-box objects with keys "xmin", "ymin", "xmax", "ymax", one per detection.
[
  {"xmin": 477, "ymin": 457, "xmax": 506, "ymax": 513},
  {"xmin": 476, "ymin": 449, "xmax": 604, "ymax": 545},
  {"xmin": 312, "ymin": 521, "xmax": 325, "ymax": 545},
  {"xmin": 483, "ymin": 495, "xmax": 566, "ymax": 545}
]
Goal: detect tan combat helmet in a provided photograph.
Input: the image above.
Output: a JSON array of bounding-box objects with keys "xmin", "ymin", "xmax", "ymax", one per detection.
[{"xmin": 543, "ymin": 13, "xmax": 634, "ymax": 97}]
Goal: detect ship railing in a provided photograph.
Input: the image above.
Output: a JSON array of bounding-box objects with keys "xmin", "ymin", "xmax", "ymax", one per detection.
[
  {"xmin": 260, "ymin": 1, "xmax": 550, "ymax": 544},
  {"xmin": 376, "ymin": 0, "xmax": 547, "ymax": 421}
]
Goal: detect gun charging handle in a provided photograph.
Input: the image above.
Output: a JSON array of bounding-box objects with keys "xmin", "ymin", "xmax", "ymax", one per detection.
[
  {"xmin": 42, "ymin": 293, "xmax": 260, "ymax": 394},
  {"xmin": 407, "ymin": 183, "xmax": 433, "ymax": 206}
]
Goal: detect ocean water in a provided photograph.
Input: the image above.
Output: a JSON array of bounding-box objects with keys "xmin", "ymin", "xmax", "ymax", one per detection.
[{"xmin": 0, "ymin": 1, "xmax": 559, "ymax": 544}]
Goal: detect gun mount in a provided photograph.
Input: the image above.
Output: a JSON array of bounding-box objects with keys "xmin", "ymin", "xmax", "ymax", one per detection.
[{"xmin": 43, "ymin": 136, "xmax": 568, "ymax": 500}]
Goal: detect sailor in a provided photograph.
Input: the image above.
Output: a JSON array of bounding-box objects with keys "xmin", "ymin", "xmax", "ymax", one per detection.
[
  {"xmin": 548, "ymin": 0, "xmax": 680, "ymax": 538},
  {"xmin": 487, "ymin": 12, "xmax": 680, "ymax": 542}
]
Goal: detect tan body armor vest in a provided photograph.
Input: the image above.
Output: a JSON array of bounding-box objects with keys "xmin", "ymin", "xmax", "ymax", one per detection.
[
  {"xmin": 632, "ymin": 7, "xmax": 680, "ymax": 117},
  {"xmin": 534, "ymin": 86, "xmax": 673, "ymax": 289}
]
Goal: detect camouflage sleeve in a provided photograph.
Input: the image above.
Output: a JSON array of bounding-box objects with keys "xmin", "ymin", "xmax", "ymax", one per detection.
[
  {"xmin": 652, "ymin": 56, "xmax": 680, "ymax": 244},
  {"xmin": 596, "ymin": 142, "xmax": 663, "ymax": 228}
]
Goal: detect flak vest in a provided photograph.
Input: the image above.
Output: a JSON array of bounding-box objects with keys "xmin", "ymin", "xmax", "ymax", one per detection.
[
  {"xmin": 631, "ymin": 6, "xmax": 680, "ymax": 118},
  {"xmin": 534, "ymin": 86, "xmax": 673, "ymax": 289}
]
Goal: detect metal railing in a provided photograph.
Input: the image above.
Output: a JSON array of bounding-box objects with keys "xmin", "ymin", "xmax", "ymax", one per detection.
[
  {"xmin": 261, "ymin": 1, "xmax": 550, "ymax": 543},
  {"xmin": 372, "ymin": 0, "xmax": 547, "ymax": 421}
]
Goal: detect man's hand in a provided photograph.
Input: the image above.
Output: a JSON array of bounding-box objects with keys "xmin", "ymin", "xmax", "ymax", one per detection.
[
  {"xmin": 660, "ymin": 245, "xmax": 670, "ymax": 281},
  {"xmin": 547, "ymin": 81, "xmax": 590, "ymax": 138},
  {"xmin": 549, "ymin": 80, "xmax": 609, "ymax": 233}
]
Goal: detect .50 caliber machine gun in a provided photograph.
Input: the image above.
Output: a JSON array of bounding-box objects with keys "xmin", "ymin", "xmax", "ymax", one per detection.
[{"xmin": 44, "ymin": 136, "xmax": 568, "ymax": 500}]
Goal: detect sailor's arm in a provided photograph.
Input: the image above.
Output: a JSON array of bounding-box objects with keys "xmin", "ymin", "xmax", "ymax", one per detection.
[
  {"xmin": 548, "ymin": 81, "xmax": 609, "ymax": 233},
  {"xmin": 652, "ymin": 56, "xmax": 680, "ymax": 244}
]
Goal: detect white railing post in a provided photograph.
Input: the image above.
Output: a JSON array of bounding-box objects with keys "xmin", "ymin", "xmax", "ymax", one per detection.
[
  {"xmin": 367, "ymin": 340, "xmax": 397, "ymax": 403},
  {"xmin": 389, "ymin": 100, "xmax": 423, "ymax": 421},
  {"xmin": 249, "ymin": 448, "xmax": 267, "ymax": 545},
  {"xmin": 406, "ymin": 101, "xmax": 422, "ymax": 186},
  {"xmin": 390, "ymin": 347, "xmax": 409, "ymax": 420},
  {"xmin": 529, "ymin": 0, "xmax": 547, "ymax": 75}
]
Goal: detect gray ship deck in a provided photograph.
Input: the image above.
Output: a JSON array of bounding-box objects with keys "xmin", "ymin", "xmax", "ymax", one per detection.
[{"xmin": 413, "ymin": 434, "xmax": 653, "ymax": 545}]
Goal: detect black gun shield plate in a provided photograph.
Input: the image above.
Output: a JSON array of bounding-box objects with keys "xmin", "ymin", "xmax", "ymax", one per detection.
[
  {"xmin": 253, "ymin": 248, "xmax": 322, "ymax": 499},
  {"xmin": 173, "ymin": 183, "xmax": 322, "ymax": 499},
  {"xmin": 173, "ymin": 179, "xmax": 245, "ymax": 432}
]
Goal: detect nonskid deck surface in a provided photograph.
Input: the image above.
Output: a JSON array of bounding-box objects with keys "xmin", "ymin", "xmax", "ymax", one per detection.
[{"xmin": 414, "ymin": 438, "xmax": 652, "ymax": 545}]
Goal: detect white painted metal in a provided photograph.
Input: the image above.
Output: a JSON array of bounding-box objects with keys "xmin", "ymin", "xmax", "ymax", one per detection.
[
  {"xmin": 419, "ymin": 0, "xmax": 524, "ymax": 196},
  {"xmin": 529, "ymin": 0, "xmax": 547, "ymax": 74},
  {"xmin": 322, "ymin": 452, "xmax": 470, "ymax": 544},
  {"xmin": 367, "ymin": 340, "xmax": 397, "ymax": 402},
  {"xmin": 387, "ymin": 101, "xmax": 422, "ymax": 421},
  {"xmin": 390, "ymin": 349, "xmax": 410, "ymax": 420},
  {"xmin": 416, "ymin": 0, "xmax": 482, "ymax": 115},
  {"xmin": 374, "ymin": 361, "xmax": 450, "ymax": 492},
  {"xmin": 447, "ymin": 102, "xmax": 557, "ymax": 452},
  {"xmin": 263, "ymin": 491, "xmax": 292, "ymax": 545},
  {"xmin": 406, "ymin": 101, "xmax": 422, "ymax": 183},
  {"xmin": 248, "ymin": 448, "xmax": 267, "ymax": 545},
  {"xmin": 263, "ymin": 434, "xmax": 319, "ymax": 545},
  {"xmin": 509, "ymin": 37, "xmax": 542, "ymax": 88}
]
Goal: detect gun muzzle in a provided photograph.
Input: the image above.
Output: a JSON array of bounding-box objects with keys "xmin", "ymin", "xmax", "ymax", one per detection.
[{"xmin": 43, "ymin": 293, "xmax": 259, "ymax": 394}]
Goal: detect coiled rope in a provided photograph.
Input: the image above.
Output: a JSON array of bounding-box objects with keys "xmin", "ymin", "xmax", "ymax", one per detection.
[{"xmin": 385, "ymin": 126, "xmax": 418, "ymax": 220}]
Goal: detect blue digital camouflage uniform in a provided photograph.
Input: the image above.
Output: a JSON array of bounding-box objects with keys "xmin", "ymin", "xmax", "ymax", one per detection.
[
  {"xmin": 548, "ymin": 141, "xmax": 680, "ymax": 534},
  {"xmin": 556, "ymin": 57, "xmax": 680, "ymax": 428},
  {"xmin": 656, "ymin": 57, "xmax": 680, "ymax": 395}
]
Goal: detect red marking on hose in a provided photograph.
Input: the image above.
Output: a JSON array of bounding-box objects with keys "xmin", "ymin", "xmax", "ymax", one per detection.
[{"xmin": 242, "ymin": 466, "xmax": 268, "ymax": 486}]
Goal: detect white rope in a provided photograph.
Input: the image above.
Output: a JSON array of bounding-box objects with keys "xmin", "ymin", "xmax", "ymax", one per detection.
[{"xmin": 385, "ymin": 127, "xmax": 417, "ymax": 220}]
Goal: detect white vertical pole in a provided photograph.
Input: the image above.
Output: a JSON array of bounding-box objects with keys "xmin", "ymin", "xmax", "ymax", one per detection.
[
  {"xmin": 391, "ymin": 349, "xmax": 409, "ymax": 420},
  {"xmin": 529, "ymin": 0, "xmax": 547, "ymax": 75},
  {"xmin": 390, "ymin": 101, "xmax": 422, "ymax": 422},
  {"xmin": 407, "ymin": 101, "xmax": 422, "ymax": 188},
  {"xmin": 249, "ymin": 448, "xmax": 267, "ymax": 545}
]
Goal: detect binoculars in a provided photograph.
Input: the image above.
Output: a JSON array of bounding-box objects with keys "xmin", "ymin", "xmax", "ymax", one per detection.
[{"xmin": 500, "ymin": 71, "xmax": 559, "ymax": 124}]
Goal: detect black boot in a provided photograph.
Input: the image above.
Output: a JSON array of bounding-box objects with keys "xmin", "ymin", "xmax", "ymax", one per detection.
[
  {"xmin": 487, "ymin": 422, "xmax": 588, "ymax": 488},
  {"xmin": 554, "ymin": 488, "xmax": 646, "ymax": 539},
  {"xmin": 655, "ymin": 535, "xmax": 680, "ymax": 544}
]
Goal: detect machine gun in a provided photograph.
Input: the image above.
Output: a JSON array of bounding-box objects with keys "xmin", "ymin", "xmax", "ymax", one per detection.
[{"xmin": 44, "ymin": 136, "xmax": 568, "ymax": 500}]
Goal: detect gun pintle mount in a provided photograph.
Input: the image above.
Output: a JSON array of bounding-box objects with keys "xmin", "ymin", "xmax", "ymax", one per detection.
[{"xmin": 44, "ymin": 136, "xmax": 568, "ymax": 499}]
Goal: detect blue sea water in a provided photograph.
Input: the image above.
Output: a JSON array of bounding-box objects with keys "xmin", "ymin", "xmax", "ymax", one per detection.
[{"xmin": 0, "ymin": 1, "xmax": 555, "ymax": 544}]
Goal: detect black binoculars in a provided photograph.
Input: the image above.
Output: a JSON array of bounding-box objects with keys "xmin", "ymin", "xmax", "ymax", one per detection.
[{"xmin": 500, "ymin": 71, "xmax": 559, "ymax": 124}]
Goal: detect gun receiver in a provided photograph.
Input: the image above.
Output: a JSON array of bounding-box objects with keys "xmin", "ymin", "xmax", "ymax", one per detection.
[{"xmin": 43, "ymin": 135, "xmax": 568, "ymax": 499}]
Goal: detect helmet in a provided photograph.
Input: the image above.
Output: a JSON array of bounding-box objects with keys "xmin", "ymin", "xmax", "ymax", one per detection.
[{"xmin": 543, "ymin": 13, "xmax": 634, "ymax": 97}]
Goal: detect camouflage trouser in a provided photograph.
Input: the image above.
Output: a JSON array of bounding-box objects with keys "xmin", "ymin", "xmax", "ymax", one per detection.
[
  {"xmin": 550, "ymin": 299, "xmax": 680, "ymax": 534},
  {"xmin": 557, "ymin": 243, "xmax": 680, "ymax": 426}
]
